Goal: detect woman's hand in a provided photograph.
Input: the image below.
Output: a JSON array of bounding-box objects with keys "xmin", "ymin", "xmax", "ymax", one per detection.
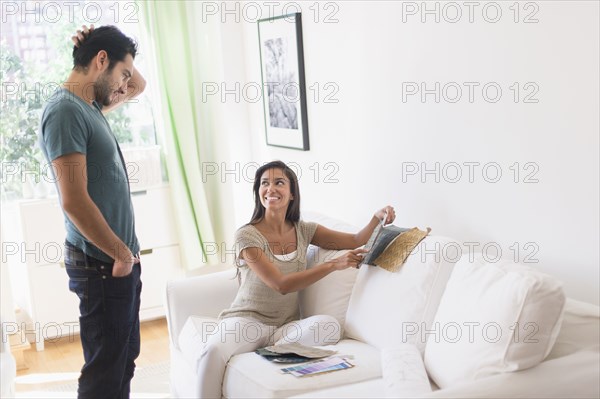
[
  {"xmin": 331, "ymin": 249, "xmax": 368, "ymax": 270},
  {"xmin": 72, "ymin": 24, "xmax": 94, "ymax": 48},
  {"xmin": 375, "ymin": 205, "xmax": 396, "ymax": 225}
]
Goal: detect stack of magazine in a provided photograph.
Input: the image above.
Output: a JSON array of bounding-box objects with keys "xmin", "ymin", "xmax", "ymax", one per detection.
[
  {"xmin": 255, "ymin": 342, "xmax": 354, "ymax": 377},
  {"xmin": 255, "ymin": 342, "xmax": 336, "ymax": 364}
]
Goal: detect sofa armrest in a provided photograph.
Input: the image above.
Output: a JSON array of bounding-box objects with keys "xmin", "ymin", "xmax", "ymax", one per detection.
[{"xmin": 165, "ymin": 270, "xmax": 238, "ymax": 347}]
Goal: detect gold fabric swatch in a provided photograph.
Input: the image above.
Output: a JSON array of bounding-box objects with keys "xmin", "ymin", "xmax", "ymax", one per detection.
[{"xmin": 373, "ymin": 227, "xmax": 431, "ymax": 272}]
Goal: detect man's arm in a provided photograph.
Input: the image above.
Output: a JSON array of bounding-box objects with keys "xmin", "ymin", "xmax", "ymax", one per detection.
[
  {"xmin": 101, "ymin": 65, "xmax": 146, "ymax": 114},
  {"xmin": 53, "ymin": 152, "xmax": 138, "ymax": 275},
  {"xmin": 71, "ymin": 25, "xmax": 147, "ymax": 114}
]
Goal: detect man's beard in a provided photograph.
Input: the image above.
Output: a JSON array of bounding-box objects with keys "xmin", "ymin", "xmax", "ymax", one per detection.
[{"xmin": 94, "ymin": 72, "xmax": 115, "ymax": 107}]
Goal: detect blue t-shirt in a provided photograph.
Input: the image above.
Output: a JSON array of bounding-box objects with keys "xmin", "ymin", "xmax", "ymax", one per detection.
[{"xmin": 39, "ymin": 88, "xmax": 139, "ymax": 262}]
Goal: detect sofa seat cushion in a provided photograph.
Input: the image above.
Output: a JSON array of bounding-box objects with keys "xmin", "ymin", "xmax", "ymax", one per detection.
[
  {"xmin": 222, "ymin": 339, "xmax": 382, "ymax": 398},
  {"xmin": 344, "ymin": 236, "xmax": 459, "ymax": 353},
  {"xmin": 289, "ymin": 378, "xmax": 387, "ymax": 398}
]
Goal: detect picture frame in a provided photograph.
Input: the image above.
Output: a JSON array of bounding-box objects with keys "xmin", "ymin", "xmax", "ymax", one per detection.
[{"xmin": 258, "ymin": 13, "xmax": 310, "ymax": 151}]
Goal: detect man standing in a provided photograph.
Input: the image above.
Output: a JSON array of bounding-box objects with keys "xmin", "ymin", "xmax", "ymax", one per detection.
[{"xmin": 38, "ymin": 25, "xmax": 146, "ymax": 398}]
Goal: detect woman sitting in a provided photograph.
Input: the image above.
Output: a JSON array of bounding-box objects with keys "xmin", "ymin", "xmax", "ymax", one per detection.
[{"xmin": 197, "ymin": 160, "xmax": 395, "ymax": 398}]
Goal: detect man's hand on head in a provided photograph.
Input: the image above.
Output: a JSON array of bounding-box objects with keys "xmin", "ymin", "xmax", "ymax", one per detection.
[{"xmin": 72, "ymin": 24, "xmax": 94, "ymax": 48}]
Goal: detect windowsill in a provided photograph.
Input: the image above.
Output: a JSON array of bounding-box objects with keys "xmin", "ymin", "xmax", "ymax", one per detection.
[{"xmin": 1, "ymin": 182, "xmax": 171, "ymax": 206}]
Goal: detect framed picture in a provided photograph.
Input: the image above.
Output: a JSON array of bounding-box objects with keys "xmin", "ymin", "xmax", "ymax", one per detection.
[{"xmin": 258, "ymin": 13, "xmax": 310, "ymax": 151}]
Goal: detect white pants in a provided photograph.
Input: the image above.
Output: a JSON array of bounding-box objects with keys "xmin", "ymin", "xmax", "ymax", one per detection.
[{"xmin": 197, "ymin": 314, "xmax": 341, "ymax": 398}]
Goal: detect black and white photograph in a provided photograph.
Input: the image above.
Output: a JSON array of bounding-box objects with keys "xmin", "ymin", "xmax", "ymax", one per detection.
[
  {"xmin": 258, "ymin": 13, "xmax": 309, "ymax": 150},
  {"xmin": 264, "ymin": 37, "xmax": 298, "ymax": 129}
]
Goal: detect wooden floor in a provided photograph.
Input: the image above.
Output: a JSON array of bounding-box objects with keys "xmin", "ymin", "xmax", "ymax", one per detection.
[{"xmin": 15, "ymin": 318, "xmax": 170, "ymax": 393}]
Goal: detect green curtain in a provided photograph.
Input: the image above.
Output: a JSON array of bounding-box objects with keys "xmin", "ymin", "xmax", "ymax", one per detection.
[{"xmin": 138, "ymin": 0, "xmax": 218, "ymax": 269}]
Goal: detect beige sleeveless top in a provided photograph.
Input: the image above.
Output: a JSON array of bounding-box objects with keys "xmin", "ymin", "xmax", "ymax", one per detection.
[{"xmin": 219, "ymin": 220, "xmax": 318, "ymax": 326}]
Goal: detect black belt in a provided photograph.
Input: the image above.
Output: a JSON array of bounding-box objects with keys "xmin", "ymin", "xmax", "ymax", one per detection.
[{"xmin": 64, "ymin": 241, "xmax": 111, "ymax": 267}]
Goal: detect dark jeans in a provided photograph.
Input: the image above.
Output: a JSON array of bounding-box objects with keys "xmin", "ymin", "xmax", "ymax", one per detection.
[{"xmin": 64, "ymin": 241, "xmax": 142, "ymax": 399}]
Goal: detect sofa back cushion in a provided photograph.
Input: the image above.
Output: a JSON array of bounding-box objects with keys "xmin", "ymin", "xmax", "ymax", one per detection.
[
  {"xmin": 344, "ymin": 236, "xmax": 459, "ymax": 354},
  {"xmin": 301, "ymin": 247, "xmax": 358, "ymax": 331},
  {"xmin": 300, "ymin": 212, "xmax": 360, "ymax": 330},
  {"xmin": 424, "ymin": 255, "xmax": 566, "ymax": 388}
]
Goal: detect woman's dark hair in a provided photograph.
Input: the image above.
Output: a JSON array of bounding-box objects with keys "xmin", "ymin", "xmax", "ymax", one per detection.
[
  {"xmin": 249, "ymin": 160, "xmax": 301, "ymax": 224},
  {"xmin": 72, "ymin": 25, "xmax": 137, "ymax": 71}
]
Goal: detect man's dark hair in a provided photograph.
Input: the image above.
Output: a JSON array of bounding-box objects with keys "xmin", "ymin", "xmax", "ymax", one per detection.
[{"xmin": 72, "ymin": 25, "xmax": 137, "ymax": 71}]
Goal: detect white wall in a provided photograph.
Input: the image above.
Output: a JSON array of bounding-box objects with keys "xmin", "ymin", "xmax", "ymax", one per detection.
[{"xmin": 207, "ymin": 1, "xmax": 599, "ymax": 304}]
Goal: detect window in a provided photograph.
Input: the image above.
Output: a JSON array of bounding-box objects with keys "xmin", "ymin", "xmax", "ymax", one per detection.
[{"xmin": 1, "ymin": 1, "xmax": 166, "ymax": 200}]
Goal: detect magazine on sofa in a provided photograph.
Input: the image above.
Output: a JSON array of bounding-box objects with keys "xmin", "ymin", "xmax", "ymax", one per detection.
[
  {"xmin": 359, "ymin": 218, "xmax": 431, "ymax": 271},
  {"xmin": 255, "ymin": 342, "xmax": 337, "ymax": 363},
  {"xmin": 279, "ymin": 356, "xmax": 355, "ymax": 377}
]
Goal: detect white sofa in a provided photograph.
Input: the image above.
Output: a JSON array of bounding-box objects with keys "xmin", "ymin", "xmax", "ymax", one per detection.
[{"xmin": 165, "ymin": 213, "xmax": 600, "ymax": 398}]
